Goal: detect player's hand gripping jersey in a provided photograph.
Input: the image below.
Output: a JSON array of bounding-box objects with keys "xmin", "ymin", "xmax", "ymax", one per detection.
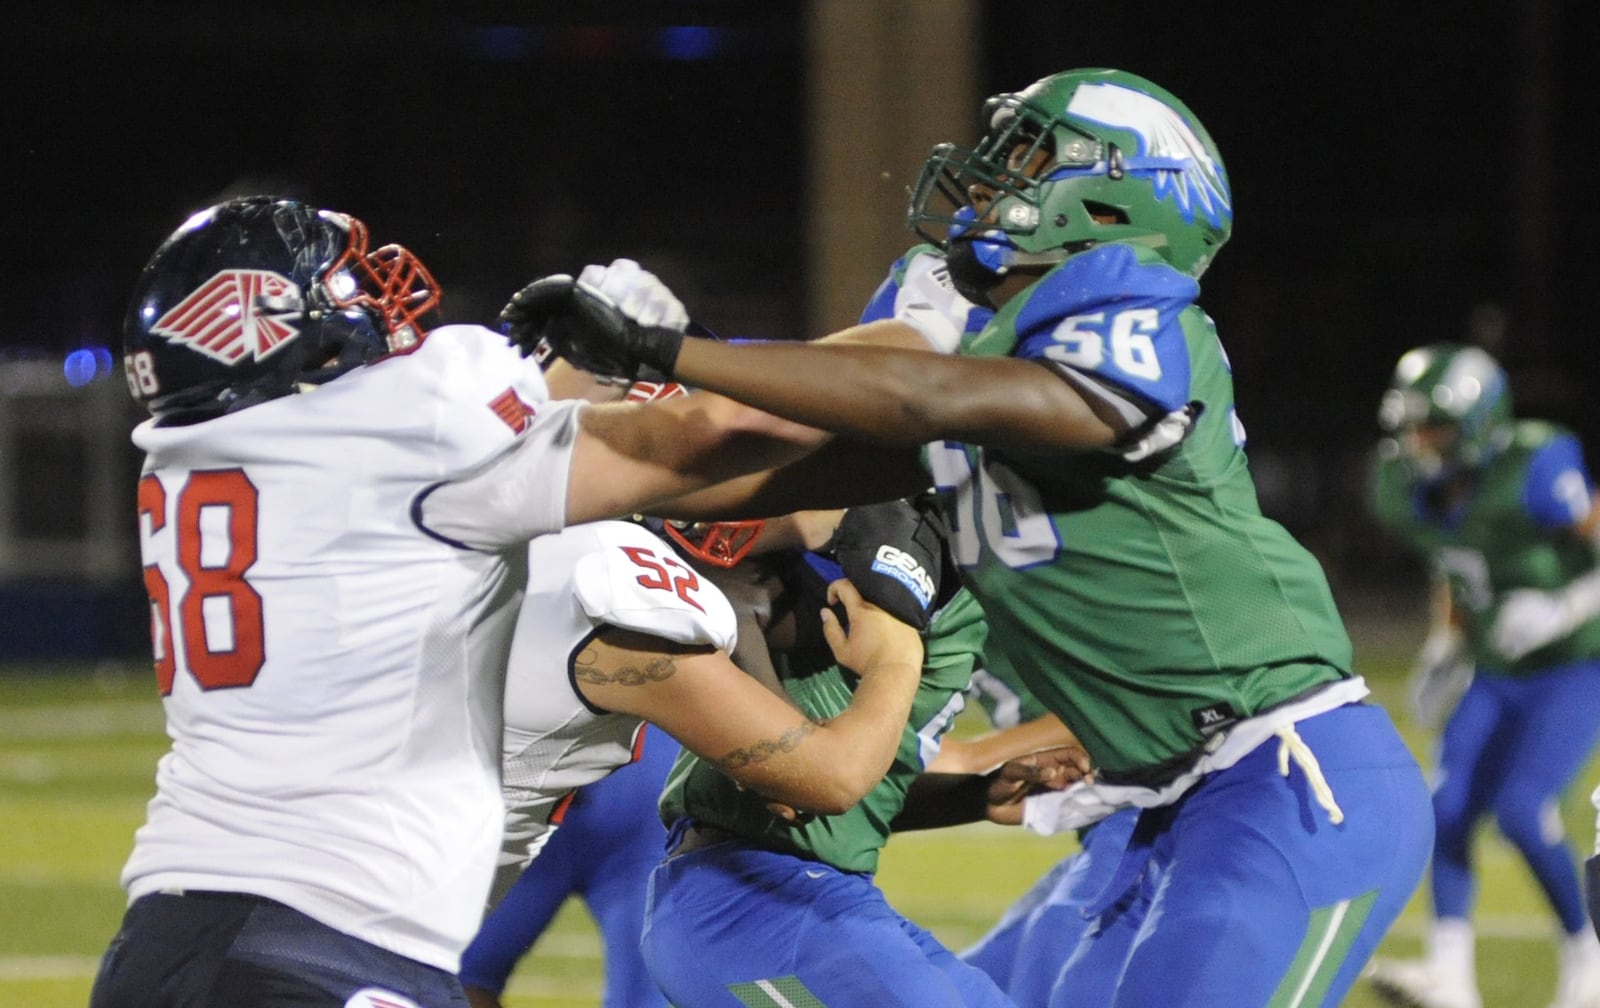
[
  {"xmin": 126, "ymin": 325, "xmax": 580, "ymax": 971},
  {"xmin": 869, "ymin": 245, "xmax": 1360, "ymax": 785},
  {"xmin": 495, "ymin": 519, "xmax": 736, "ymax": 895}
]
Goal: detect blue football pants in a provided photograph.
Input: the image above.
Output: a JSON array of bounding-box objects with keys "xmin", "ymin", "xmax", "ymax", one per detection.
[
  {"xmin": 642, "ymin": 837, "xmax": 1015, "ymax": 1008},
  {"xmin": 458, "ymin": 728, "xmax": 677, "ymax": 1007},
  {"xmin": 960, "ymin": 807, "xmax": 1140, "ymax": 1005},
  {"xmin": 1430, "ymin": 658, "xmax": 1600, "ymax": 933},
  {"xmin": 1047, "ymin": 702, "xmax": 1432, "ymax": 1008}
]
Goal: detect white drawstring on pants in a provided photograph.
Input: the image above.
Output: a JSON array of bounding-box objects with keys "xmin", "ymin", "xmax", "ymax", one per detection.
[{"xmin": 1276, "ymin": 725, "xmax": 1344, "ymax": 825}]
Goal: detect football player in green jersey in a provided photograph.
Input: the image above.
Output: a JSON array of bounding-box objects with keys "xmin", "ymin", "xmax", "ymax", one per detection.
[
  {"xmin": 1365, "ymin": 344, "xmax": 1600, "ymax": 1008},
  {"xmin": 642, "ymin": 497, "xmax": 1033, "ymax": 1007},
  {"xmin": 510, "ymin": 67, "xmax": 1434, "ymax": 1008}
]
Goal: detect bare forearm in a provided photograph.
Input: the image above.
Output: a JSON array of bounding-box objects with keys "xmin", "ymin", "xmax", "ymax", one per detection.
[
  {"xmin": 594, "ymin": 640, "xmax": 921, "ymax": 816},
  {"xmin": 672, "ymin": 326, "xmax": 978, "ymax": 445},
  {"xmin": 793, "ymin": 662, "xmax": 921, "ymax": 812},
  {"xmin": 672, "ymin": 324, "xmax": 1119, "ymax": 453},
  {"xmin": 657, "ymin": 438, "xmax": 929, "ymax": 521},
  {"xmin": 568, "ymin": 394, "xmax": 825, "ymax": 524},
  {"xmin": 695, "ymin": 662, "xmax": 919, "ymax": 816},
  {"xmin": 929, "ymin": 714, "xmax": 1077, "ymax": 775}
]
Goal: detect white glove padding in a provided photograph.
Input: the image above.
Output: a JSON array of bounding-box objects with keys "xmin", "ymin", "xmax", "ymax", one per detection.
[
  {"xmin": 576, "ymin": 258, "xmax": 689, "ymax": 333},
  {"xmin": 1492, "ymin": 569, "xmax": 1600, "ymax": 661},
  {"xmin": 1407, "ymin": 627, "xmax": 1472, "ymax": 730},
  {"xmin": 1119, "ymin": 402, "xmax": 1200, "ymax": 463}
]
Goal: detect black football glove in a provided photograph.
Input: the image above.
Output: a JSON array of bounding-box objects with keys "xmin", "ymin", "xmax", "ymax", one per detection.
[
  {"xmin": 498, "ymin": 274, "xmax": 684, "ymax": 385},
  {"xmin": 827, "ymin": 497, "xmax": 952, "ymax": 631}
]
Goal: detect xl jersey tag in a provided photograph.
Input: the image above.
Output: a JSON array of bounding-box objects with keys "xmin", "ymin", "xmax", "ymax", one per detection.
[{"xmin": 1190, "ymin": 701, "xmax": 1241, "ymax": 737}]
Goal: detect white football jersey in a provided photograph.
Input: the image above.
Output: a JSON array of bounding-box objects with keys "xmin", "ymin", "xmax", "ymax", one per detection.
[
  {"xmin": 494, "ymin": 520, "xmax": 737, "ymax": 902},
  {"xmin": 122, "ymin": 324, "xmax": 581, "ymax": 971}
]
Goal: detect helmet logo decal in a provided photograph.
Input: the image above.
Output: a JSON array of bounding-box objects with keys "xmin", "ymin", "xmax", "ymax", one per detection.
[
  {"xmin": 152, "ymin": 269, "xmax": 303, "ymax": 365},
  {"xmin": 1066, "ymin": 82, "xmax": 1231, "ymax": 226}
]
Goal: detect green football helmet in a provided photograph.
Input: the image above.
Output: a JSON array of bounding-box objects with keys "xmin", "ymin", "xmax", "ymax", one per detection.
[
  {"xmin": 1377, "ymin": 343, "xmax": 1512, "ymax": 479},
  {"xmin": 908, "ymin": 68, "xmax": 1233, "ymax": 286}
]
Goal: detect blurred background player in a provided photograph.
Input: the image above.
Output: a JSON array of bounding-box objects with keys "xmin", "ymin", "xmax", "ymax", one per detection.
[
  {"xmin": 512, "ymin": 67, "xmax": 1435, "ymax": 1007},
  {"xmin": 1366, "ymin": 343, "xmax": 1600, "ymax": 1008},
  {"xmin": 94, "ymin": 195, "xmax": 923, "ymax": 1008}
]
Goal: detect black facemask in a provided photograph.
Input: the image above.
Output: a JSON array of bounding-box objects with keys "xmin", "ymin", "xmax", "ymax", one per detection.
[{"xmin": 944, "ymin": 240, "xmax": 1008, "ymax": 309}]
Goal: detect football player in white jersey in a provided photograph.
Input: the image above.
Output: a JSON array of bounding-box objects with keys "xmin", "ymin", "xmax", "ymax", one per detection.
[
  {"xmin": 91, "ymin": 196, "xmax": 926, "ymax": 1008},
  {"xmin": 491, "ymin": 515, "xmax": 920, "ymax": 882}
]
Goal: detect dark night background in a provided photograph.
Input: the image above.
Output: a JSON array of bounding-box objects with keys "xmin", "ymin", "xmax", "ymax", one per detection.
[{"xmin": 4, "ymin": 0, "xmax": 1597, "ymax": 657}]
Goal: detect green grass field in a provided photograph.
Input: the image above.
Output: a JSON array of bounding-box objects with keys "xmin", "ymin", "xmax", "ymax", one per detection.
[{"xmin": 1, "ymin": 641, "xmax": 1592, "ymax": 1007}]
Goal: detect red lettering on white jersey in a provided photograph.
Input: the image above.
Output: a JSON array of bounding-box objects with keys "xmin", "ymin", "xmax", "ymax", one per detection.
[
  {"xmin": 625, "ymin": 380, "xmax": 688, "ymax": 403},
  {"xmin": 488, "ymin": 388, "xmax": 536, "ymax": 432}
]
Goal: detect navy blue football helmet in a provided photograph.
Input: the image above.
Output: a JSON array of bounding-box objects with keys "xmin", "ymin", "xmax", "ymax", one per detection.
[{"xmin": 123, "ymin": 196, "xmax": 441, "ymax": 425}]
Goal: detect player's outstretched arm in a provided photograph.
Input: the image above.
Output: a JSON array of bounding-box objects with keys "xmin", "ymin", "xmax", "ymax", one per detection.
[
  {"xmin": 563, "ymin": 389, "xmax": 833, "ymax": 526},
  {"xmin": 418, "ymin": 387, "xmax": 844, "ymax": 550},
  {"xmin": 672, "ymin": 328, "xmax": 1123, "ymax": 456},
  {"xmin": 516, "ymin": 260, "xmax": 1125, "ymax": 456},
  {"xmin": 576, "ymin": 578, "xmax": 923, "ymax": 816},
  {"xmin": 647, "ymin": 434, "xmax": 931, "ymax": 522}
]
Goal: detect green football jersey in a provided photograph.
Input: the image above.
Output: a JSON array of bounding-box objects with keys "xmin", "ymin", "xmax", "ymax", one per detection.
[
  {"xmin": 1371, "ymin": 418, "xmax": 1600, "ymax": 672},
  {"xmin": 658, "ymin": 588, "xmax": 986, "ymax": 874},
  {"xmin": 916, "ymin": 243, "xmax": 1352, "ymax": 780}
]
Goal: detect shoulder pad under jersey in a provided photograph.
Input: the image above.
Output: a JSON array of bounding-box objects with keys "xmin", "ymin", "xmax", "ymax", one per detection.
[
  {"xmin": 1012, "ymin": 244, "xmax": 1201, "ymax": 414},
  {"xmin": 860, "ymin": 246, "xmax": 991, "ymax": 353},
  {"xmin": 571, "ymin": 522, "xmax": 738, "ymax": 651}
]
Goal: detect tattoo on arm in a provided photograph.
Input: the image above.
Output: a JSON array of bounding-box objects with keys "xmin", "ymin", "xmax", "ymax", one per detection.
[
  {"xmin": 573, "ymin": 645, "xmax": 678, "ymax": 687},
  {"xmin": 715, "ymin": 721, "xmax": 818, "ymax": 771}
]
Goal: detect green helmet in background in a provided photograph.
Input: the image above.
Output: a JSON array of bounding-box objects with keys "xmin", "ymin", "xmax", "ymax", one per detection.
[
  {"xmin": 1377, "ymin": 343, "xmax": 1513, "ymax": 480},
  {"xmin": 909, "ymin": 68, "xmax": 1233, "ymax": 297}
]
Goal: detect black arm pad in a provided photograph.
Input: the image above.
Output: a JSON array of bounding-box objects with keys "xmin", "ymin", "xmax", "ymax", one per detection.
[
  {"xmin": 891, "ymin": 772, "xmax": 993, "ymax": 832},
  {"xmin": 829, "ymin": 497, "xmax": 950, "ymax": 631}
]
